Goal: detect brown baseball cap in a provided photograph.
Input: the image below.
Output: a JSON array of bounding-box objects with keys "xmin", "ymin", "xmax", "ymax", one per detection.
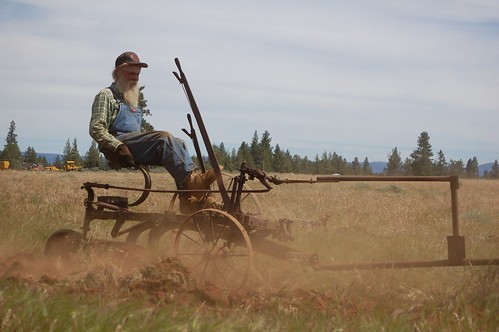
[{"xmin": 115, "ymin": 52, "xmax": 148, "ymax": 68}]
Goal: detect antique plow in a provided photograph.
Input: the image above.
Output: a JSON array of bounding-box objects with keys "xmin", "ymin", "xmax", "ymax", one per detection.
[{"xmin": 46, "ymin": 58, "xmax": 499, "ymax": 289}]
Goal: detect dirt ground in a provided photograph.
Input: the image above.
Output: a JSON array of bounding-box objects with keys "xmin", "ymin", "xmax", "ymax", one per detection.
[{"xmin": 0, "ymin": 250, "xmax": 349, "ymax": 314}]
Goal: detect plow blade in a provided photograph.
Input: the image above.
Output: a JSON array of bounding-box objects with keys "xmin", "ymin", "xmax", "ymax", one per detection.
[
  {"xmin": 312, "ymin": 258, "xmax": 499, "ymax": 271},
  {"xmin": 250, "ymin": 236, "xmax": 319, "ymax": 264}
]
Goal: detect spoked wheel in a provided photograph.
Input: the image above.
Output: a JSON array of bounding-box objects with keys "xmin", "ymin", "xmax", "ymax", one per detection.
[
  {"xmin": 45, "ymin": 229, "xmax": 83, "ymax": 261},
  {"xmin": 174, "ymin": 208, "xmax": 253, "ymax": 289}
]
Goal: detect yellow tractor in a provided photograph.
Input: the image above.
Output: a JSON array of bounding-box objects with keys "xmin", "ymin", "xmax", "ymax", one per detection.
[
  {"xmin": 0, "ymin": 160, "xmax": 10, "ymax": 170},
  {"xmin": 63, "ymin": 161, "xmax": 82, "ymax": 171}
]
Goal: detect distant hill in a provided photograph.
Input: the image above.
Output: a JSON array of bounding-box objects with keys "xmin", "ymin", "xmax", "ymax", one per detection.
[
  {"xmin": 370, "ymin": 162, "xmax": 387, "ymax": 174},
  {"xmin": 478, "ymin": 163, "xmax": 493, "ymax": 177},
  {"xmin": 37, "ymin": 153, "xmax": 62, "ymax": 164}
]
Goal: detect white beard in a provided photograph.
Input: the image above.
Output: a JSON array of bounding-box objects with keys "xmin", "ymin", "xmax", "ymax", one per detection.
[{"xmin": 116, "ymin": 77, "xmax": 140, "ymax": 107}]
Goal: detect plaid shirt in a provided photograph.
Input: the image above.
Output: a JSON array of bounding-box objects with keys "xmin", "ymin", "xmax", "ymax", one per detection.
[{"xmin": 89, "ymin": 83, "xmax": 123, "ymax": 151}]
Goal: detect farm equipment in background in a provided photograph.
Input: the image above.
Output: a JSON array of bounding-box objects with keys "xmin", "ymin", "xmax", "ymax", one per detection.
[
  {"xmin": 63, "ymin": 161, "xmax": 82, "ymax": 171},
  {"xmin": 44, "ymin": 165, "xmax": 60, "ymax": 171},
  {"xmin": 0, "ymin": 160, "xmax": 9, "ymax": 170},
  {"xmin": 30, "ymin": 164, "xmax": 44, "ymax": 171},
  {"xmin": 45, "ymin": 58, "xmax": 499, "ymax": 289},
  {"xmin": 21, "ymin": 162, "xmax": 43, "ymax": 171}
]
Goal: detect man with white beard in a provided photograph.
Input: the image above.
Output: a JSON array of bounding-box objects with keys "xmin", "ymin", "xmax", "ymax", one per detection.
[{"xmin": 89, "ymin": 52, "xmax": 219, "ymax": 213}]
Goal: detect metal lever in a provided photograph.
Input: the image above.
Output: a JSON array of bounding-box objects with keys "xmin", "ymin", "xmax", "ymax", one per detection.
[{"xmin": 181, "ymin": 114, "xmax": 206, "ymax": 173}]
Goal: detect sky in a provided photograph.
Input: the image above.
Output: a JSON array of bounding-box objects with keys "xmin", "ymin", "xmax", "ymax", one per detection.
[{"xmin": 0, "ymin": 0, "xmax": 498, "ymax": 164}]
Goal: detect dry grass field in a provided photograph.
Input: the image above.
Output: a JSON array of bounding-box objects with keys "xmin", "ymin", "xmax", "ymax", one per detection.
[{"xmin": 0, "ymin": 170, "xmax": 498, "ymax": 331}]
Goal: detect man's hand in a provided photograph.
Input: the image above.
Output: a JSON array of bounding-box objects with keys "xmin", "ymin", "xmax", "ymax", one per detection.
[{"xmin": 116, "ymin": 144, "xmax": 135, "ymax": 168}]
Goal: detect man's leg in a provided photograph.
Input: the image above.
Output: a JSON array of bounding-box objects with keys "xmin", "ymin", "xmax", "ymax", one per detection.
[
  {"xmin": 116, "ymin": 130, "xmax": 220, "ymax": 213},
  {"xmin": 117, "ymin": 131, "xmax": 195, "ymax": 188}
]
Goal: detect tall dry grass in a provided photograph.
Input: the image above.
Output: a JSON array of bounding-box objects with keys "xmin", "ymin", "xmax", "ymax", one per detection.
[{"xmin": 0, "ymin": 170, "xmax": 497, "ymax": 264}]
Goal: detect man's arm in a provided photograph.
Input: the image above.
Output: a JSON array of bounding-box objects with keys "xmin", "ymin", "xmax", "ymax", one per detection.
[{"xmin": 89, "ymin": 89, "xmax": 122, "ymax": 151}]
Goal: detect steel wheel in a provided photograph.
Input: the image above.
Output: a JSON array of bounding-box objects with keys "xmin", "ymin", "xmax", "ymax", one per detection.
[
  {"xmin": 174, "ymin": 208, "xmax": 253, "ymax": 289},
  {"xmin": 45, "ymin": 229, "xmax": 82, "ymax": 261}
]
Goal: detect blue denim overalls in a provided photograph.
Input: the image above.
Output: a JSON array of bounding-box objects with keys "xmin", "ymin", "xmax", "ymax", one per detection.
[{"xmin": 110, "ymin": 103, "xmax": 142, "ymax": 136}]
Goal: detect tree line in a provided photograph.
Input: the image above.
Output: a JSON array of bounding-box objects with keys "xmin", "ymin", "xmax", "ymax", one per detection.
[
  {"xmin": 1, "ymin": 119, "xmax": 497, "ymax": 178},
  {"xmin": 0, "ymin": 120, "xmax": 104, "ymax": 170},
  {"xmin": 211, "ymin": 130, "xmax": 498, "ymax": 178}
]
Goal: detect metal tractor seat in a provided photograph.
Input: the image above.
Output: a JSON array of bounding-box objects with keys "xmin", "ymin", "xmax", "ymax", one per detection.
[{"xmin": 99, "ymin": 147, "xmax": 152, "ymax": 207}]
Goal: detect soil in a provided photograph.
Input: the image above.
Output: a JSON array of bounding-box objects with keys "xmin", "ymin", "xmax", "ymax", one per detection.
[{"xmin": 0, "ymin": 250, "xmax": 355, "ymax": 315}]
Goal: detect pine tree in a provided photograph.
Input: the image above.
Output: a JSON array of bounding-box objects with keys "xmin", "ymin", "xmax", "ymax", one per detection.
[
  {"xmin": 351, "ymin": 157, "xmax": 361, "ymax": 175},
  {"xmin": 139, "ymin": 86, "xmax": 155, "ymax": 132},
  {"xmin": 1, "ymin": 120, "xmax": 22, "ymax": 168},
  {"xmin": 249, "ymin": 131, "xmax": 262, "ymax": 168},
  {"xmin": 328, "ymin": 152, "xmax": 337, "ymax": 174},
  {"xmin": 385, "ymin": 147, "xmax": 402, "ymax": 175},
  {"xmin": 410, "ymin": 131, "xmax": 434, "ymax": 175},
  {"xmin": 272, "ymin": 144, "xmax": 285, "ymax": 172},
  {"xmin": 236, "ymin": 142, "xmax": 253, "ymax": 168},
  {"xmin": 362, "ymin": 157, "xmax": 373, "ymax": 175},
  {"xmin": 24, "ymin": 146, "xmax": 37, "ymax": 163},
  {"xmin": 71, "ymin": 138, "xmax": 81, "ymax": 165},
  {"xmin": 282, "ymin": 150, "xmax": 294, "ymax": 173},
  {"xmin": 465, "ymin": 157, "xmax": 479, "ymax": 178},
  {"xmin": 84, "ymin": 141, "xmax": 101, "ymax": 168},
  {"xmin": 402, "ymin": 157, "xmax": 412, "ymax": 175},
  {"xmin": 62, "ymin": 139, "xmax": 72, "ymax": 163},
  {"xmin": 212, "ymin": 142, "xmax": 231, "ymax": 171},
  {"xmin": 260, "ymin": 130, "xmax": 273, "ymax": 171},
  {"xmin": 314, "ymin": 153, "xmax": 327, "ymax": 174},
  {"xmin": 62, "ymin": 138, "xmax": 81, "ymax": 165},
  {"xmin": 490, "ymin": 160, "xmax": 499, "ymax": 179},
  {"xmin": 331, "ymin": 152, "xmax": 346, "ymax": 174},
  {"xmin": 229, "ymin": 148, "xmax": 238, "ymax": 171},
  {"xmin": 433, "ymin": 150, "xmax": 447, "ymax": 175},
  {"xmin": 448, "ymin": 159, "xmax": 465, "ymax": 176},
  {"xmin": 300, "ymin": 156, "xmax": 312, "ymax": 173},
  {"xmin": 5, "ymin": 121, "xmax": 18, "ymax": 146}
]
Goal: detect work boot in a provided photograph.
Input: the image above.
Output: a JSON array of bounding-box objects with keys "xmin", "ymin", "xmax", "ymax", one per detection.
[
  {"xmin": 179, "ymin": 166, "xmax": 223, "ymax": 214},
  {"xmin": 183, "ymin": 166, "xmax": 223, "ymax": 200}
]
